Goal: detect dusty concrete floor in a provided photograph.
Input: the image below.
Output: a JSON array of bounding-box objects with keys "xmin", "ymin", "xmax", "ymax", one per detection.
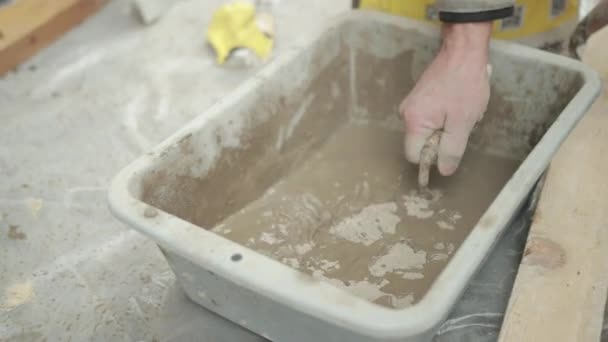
[{"xmin": 1, "ymin": 0, "xmax": 606, "ymax": 341}]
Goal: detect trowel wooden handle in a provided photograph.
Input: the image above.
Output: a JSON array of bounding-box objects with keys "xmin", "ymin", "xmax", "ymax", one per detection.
[{"xmin": 418, "ymin": 131, "xmax": 442, "ymax": 188}]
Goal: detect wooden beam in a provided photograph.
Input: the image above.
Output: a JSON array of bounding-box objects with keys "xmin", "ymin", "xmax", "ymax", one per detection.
[
  {"xmin": 498, "ymin": 27, "xmax": 608, "ymax": 342},
  {"xmin": 0, "ymin": 0, "xmax": 109, "ymax": 75}
]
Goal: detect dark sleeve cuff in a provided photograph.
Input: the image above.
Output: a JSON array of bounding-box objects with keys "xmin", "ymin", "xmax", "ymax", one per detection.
[{"xmin": 439, "ymin": 6, "xmax": 514, "ymax": 23}]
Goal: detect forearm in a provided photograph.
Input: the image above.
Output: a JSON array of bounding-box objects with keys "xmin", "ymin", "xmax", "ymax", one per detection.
[
  {"xmin": 436, "ymin": 0, "xmax": 511, "ymax": 61},
  {"xmin": 440, "ymin": 22, "xmax": 492, "ymax": 63}
]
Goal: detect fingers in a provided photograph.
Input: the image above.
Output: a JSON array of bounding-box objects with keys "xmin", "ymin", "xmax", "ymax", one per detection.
[
  {"xmin": 437, "ymin": 114, "xmax": 475, "ymax": 176},
  {"xmin": 403, "ymin": 123, "xmax": 436, "ymax": 165}
]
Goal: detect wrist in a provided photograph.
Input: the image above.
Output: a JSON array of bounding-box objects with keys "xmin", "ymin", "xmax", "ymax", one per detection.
[{"xmin": 440, "ymin": 22, "xmax": 492, "ymax": 60}]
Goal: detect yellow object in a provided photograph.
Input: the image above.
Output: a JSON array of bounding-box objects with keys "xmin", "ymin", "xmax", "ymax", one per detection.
[
  {"xmin": 358, "ymin": 0, "xmax": 579, "ymax": 40},
  {"xmin": 206, "ymin": 2, "xmax": 273, "ymax": 65}
]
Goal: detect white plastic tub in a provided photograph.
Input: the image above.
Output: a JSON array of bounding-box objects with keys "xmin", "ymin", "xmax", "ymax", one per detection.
[{"xmin": 109, "ymin": 11, "xmax": 600, "ymax": 342}]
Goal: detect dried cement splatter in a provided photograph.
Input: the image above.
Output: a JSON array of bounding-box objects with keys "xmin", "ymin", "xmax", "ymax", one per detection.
[
  {"xmin": 433, "ymin": 242, "xmax": 445, "ymax": 250},
  {"xmin": 305, "ymin": 258, "xmax": 341, "ymax": 278},
  {"xmin": 437, "ymin": 221, "xmax": 455, "ymax": 230},
  {"xmin": 315, "ymin": 258, "xmax": 340, "ymax": 272},
  {"xmin": 430, "ymin": 253, "xmax": 449, "ymax": 261},
  {"xmin": 294, "ymin": 243, "xmax": 314, "ymax": 255},
  {"xmin": 402, "ymin": 190, "xmax": 442, "ymax": 219},
  {"xmin": 437, "ymin": 210, "xmax": 462, "ymax": 230},
  {"xmin": 450, "ymin": 211, "xmax": 463, "ymax": 221},
  {"xmin": 329, "ymin": 202, "xmax": 400, "ymax": 246},
  {"xmin": 446, "ymin": 243, "xmax": 455, "ymax": 254},
  {"xmin": 390, "ymin": 294, "xmax": 414, "ymax": 308},
  {"xmin": 370, "ymin": 242, "xmax": 427, "ymax": 277},
  {"xmin": 401, "ymin": 272, "xmax": 424, "ymax": 280},
  {"xmin": 260, "ymin": 232, "xmax": 282, "ymax": 245}
]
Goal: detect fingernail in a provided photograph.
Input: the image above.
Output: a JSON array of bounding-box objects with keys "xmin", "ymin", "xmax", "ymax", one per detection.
[{"xmin": 438, "ymin": 158, "xmax": 459, "ymax": 176}]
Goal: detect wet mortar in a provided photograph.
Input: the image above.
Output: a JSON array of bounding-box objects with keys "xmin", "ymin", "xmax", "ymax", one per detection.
[{"xmin": 210, "ymin": 123, "xmax": 518, "ymax": 308}]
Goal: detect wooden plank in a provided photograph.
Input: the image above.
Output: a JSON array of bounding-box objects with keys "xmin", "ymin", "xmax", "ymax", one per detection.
[
  {"xmin": 0, "ymin": 0, "xmax": 108, "ymax": 74},
  {"xmin": 498, "ymin": 27, "xmax": 608, "ymax": 342}
]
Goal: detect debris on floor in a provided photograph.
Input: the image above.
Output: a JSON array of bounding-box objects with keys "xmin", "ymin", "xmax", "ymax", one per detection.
[
  {"xmin": 207, "ymin": 0, "xmax": 275, "ymax": 68},
  {"xmin": 132, "ymin": 0, "xmax": 183, "ymax": 25}
]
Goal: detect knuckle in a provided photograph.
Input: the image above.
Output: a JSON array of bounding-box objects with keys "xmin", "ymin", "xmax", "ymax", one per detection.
[{"xmin": 402, "ymin": 109, "xmax": 423, "ymax": 127}]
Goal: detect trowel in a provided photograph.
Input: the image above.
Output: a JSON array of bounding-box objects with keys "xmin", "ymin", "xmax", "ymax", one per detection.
[{"xmin": 417, "ymin": 130, "xmax": 441, "ymax": 189}]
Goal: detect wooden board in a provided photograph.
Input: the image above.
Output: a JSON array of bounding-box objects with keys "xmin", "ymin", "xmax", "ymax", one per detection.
[
  {"xmin": 0, "ymin": 0, "xmax": 108, "ymax": 75},
  {"xmin": 498, "ymin": 27, "xmax": 608, "ymax": 342}
]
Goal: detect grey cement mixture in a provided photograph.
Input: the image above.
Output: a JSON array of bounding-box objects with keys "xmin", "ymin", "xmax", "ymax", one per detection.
[{"xmin": 212, "ymin": 122, "xmax": 518, "ymax": 308}]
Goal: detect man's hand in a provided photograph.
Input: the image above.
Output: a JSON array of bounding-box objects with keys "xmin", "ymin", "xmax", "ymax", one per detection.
[{"xmin": 400, "ymin": 22, "xmax": 492, "ymax": 176}]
